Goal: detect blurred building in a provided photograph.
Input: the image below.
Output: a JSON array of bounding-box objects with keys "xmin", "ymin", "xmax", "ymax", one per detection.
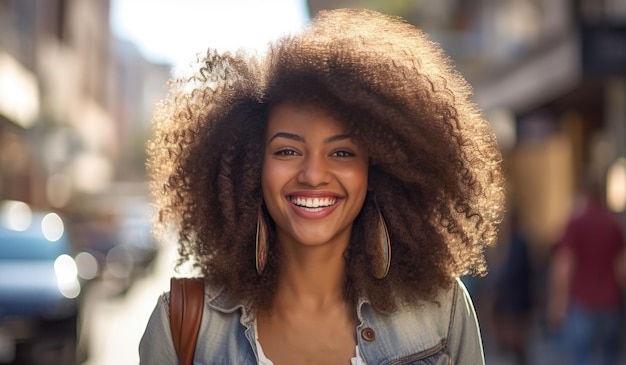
[
  {"xmin": 2, "ymin": 0, "xmax": 624, "ymax": 265},
  {"xmin": 0, "ymin": 0, "xmax": 170, "ymax": 214},
  {"xmin": 308, "ymin": 0, "xmax": 626, "ymax": 256}
]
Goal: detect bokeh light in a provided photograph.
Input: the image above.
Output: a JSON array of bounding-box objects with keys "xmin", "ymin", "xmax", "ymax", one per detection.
[
  {"xmin": 0, "ymin": 200, "xmax": 32, "ymax": 232},
  {"xmin": 41, "ymin": 212, "xmax": 64, "ymax": 242},
  {"xmin": 75, "ymin": 251, "xmax": 99, "ymax": 280},
  {"xmin": 46, "ymin": 173, "xmax": 73, "ymax": 208},
  {"xmin": 54, "ymin": 254, "xmax": 81, "ymax": 299},
  {"xmin": 607, "ymin": 157, "xmax": 626, "ymax": 213}
]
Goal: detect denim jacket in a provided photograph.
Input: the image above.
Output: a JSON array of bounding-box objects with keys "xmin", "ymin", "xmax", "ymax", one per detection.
[{"xmin": 139, "ymin": 277, "xmax": 484, "ymax": 364}]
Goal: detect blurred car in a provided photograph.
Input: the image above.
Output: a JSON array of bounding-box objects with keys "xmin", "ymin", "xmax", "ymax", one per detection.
[
  {"xmin": 0, "ymin": 201, "xmax": 80, "ymax": 365},
  {"xmin": 71, "ymin": 195, "xmax": 158, "ymax": 297}
]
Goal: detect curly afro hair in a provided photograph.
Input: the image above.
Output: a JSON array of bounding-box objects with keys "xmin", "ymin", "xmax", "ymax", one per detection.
[{"xmin": 147, "ymin": 8, "xmax": 505, "ymax": 312}]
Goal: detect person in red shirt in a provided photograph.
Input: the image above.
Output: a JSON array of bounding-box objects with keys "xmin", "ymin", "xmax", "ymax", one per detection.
[{"xmin": 548, "ymin": 177, "xmax": 626, "ymax": 365}]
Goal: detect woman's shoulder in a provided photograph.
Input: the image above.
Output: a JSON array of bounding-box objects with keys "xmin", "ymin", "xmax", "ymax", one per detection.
[
  {"xmin": 359, "ymin": 279, "xmax": 461, "ymax": 338},
  {"xmin": 356, "ymin": 278, "xmax": 482, "ymax": 364},
  {"xmin": 142, "ymin": 285, "xmax": 256, "ymax": 363},
  {"xmin": 391, "ymin": 277, "xmax": 468, "ymax": 316}
]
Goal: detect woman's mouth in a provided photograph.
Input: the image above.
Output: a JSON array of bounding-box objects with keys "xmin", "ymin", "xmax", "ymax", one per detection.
[{"xmin": 289, "ymin": 196, "xmax": 338, "ymax": 212}]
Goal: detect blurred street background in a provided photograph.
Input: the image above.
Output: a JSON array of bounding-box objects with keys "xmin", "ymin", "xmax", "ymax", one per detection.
[{"xmin": 1, "ymin": 0, "xmax": 626, "ymax": 364}]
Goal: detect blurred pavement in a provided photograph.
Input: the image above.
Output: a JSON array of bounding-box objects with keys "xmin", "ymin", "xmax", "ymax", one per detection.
[
  {"xmin": 483, "ymin": 307, "xmax": 626, "ymax": 365},
  {"xmin": 80, "ymin": 244, "xmax": 176, "ymax": 365}
]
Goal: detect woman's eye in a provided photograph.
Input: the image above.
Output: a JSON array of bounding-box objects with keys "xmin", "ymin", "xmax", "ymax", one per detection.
[
  {"xmin": 332, "ymin": 150, "xmax": 354, "ymax": 158},
  {"xmin": 275, "ymin": 149, "xmax": 298, "ymax": 156}
]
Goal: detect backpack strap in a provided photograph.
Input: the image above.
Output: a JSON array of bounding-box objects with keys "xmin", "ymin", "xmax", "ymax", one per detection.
[{"xmin": 169, "ymin": 277, "xmax": 205, "ymax": 365}]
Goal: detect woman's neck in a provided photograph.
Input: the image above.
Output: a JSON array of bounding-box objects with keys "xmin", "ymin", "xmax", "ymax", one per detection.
[{"xmin": 274, "ymin": 240, "xmax": 349, "ymax": 310}]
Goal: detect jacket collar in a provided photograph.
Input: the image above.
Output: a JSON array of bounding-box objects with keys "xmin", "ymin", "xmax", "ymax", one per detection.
[
  {"xmin": 205, "ymin": 285, "xmax": 375, "ymax": 327},
  {"xmin": 204, "ymin": 285, "xmax": 255, "ymax": 325}
]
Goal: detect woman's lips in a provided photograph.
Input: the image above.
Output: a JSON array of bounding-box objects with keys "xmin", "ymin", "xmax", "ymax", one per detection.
[{"xmin": 287, "ymin": 194, "xmax": 342, "ymax": 217}]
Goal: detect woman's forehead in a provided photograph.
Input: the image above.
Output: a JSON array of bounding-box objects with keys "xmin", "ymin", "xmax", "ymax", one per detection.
[
  {"xmin": 268, "ymin": 100, "xmax": 345, "ymax": 123},
  {"xmin": 267, "ymin": 102, "xmax": 345, "ymax": 130}
]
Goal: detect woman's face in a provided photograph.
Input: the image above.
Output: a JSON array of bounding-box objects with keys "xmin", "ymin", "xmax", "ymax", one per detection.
[{"xmin": 262, "ymin": 102, "xmax": 369, "ymax": 249}]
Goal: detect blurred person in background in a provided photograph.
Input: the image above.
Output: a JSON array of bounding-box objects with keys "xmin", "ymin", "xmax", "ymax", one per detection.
[
  {"xmin": 492, "ymin": 210, "xmax": 533, "ymax": 365},
  {"xmin": 548, "ymin": 174, "xmax": 626, "ymax": 365},
  {"xmin": 139, "ymin": 8, "xmax": 505, "ymax": 364}
]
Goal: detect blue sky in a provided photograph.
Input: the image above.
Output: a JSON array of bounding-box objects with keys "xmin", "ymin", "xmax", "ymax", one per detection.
[{"xmin": 110, "ymin": 0, "xmax": 310, "ymax": 68}]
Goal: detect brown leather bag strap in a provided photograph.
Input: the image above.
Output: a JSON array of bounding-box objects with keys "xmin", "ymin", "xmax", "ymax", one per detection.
[{"xmin": 169, "ymin": 277, "xmax": 204, "ymax": 365}]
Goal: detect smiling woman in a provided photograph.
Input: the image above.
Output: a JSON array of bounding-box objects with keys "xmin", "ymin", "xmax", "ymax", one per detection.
[
  {"xmin": 140, "ymin": 8, "xmax": 505, "ymax": 365},
  {"xmin": 261, "ymin": 103, "xmax": 369, "ymax": 254}
]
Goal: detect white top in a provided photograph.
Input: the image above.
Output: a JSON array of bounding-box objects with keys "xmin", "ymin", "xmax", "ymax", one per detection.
[{"xmin": 254, "ymin": 320, "xmax": 365, "ymax": 365}]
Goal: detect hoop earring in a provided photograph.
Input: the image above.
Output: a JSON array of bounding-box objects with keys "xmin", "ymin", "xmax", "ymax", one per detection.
[
  {"xmin": 373, "ymin": 208, "xmax": 391, "ymax": 279},
  {"xmin": 256, "ymin": 209, "xmax": 268, "ymax": 275}
]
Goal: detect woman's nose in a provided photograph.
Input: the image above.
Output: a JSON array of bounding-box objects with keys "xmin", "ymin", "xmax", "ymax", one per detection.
[{"xmin": 297, "ymin": 154, "xmax": 330, "ymax": 186}]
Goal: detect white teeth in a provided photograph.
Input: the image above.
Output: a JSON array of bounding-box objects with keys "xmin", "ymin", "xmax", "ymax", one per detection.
[{"xmin": 291, "ymin": 196, "xmax": 336, "ymax": 209}]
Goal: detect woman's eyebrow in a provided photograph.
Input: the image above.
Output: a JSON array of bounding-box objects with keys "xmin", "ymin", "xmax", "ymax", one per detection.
[
  {"xmin": 324, "ymin": 134, "xmax": 350, "ymax": 143},
  {"xmin": 268, "ymin": 133, "xmax": 351, "ymax": 144},
  {"xmin": 268, "ymin": 132, "xmax": 303, "ymax": 143}
]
